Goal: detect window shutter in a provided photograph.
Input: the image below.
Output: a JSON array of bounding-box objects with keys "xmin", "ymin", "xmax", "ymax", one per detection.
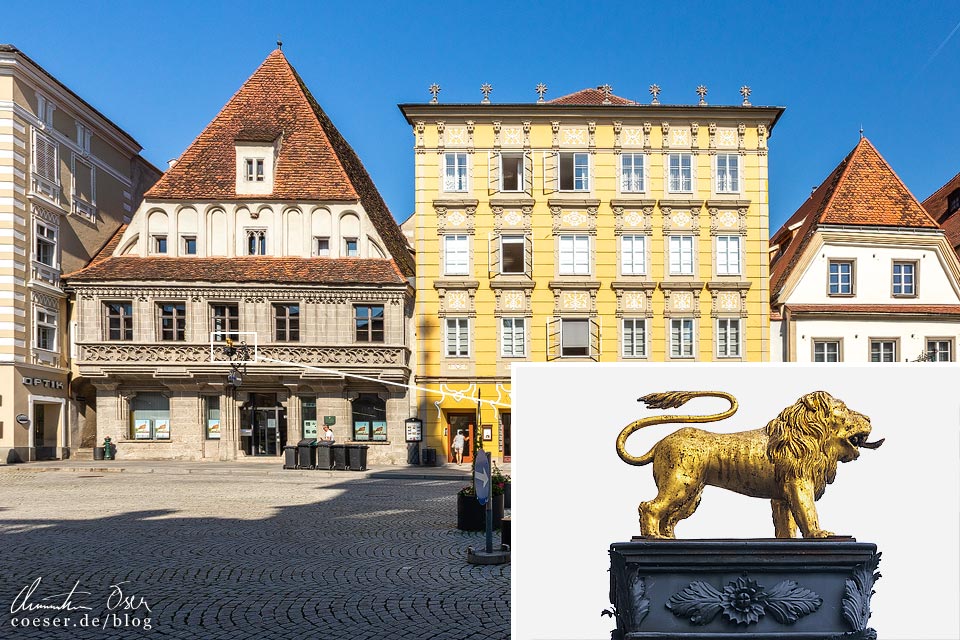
[
  {"xmin": 523, "ymin": 152, "xmax": 534, "ymax": 196},
  {"xmin": 663, "ymin": 154, "xmax": 670, "ymax": 192},
  {"xmin": 546, "ymin": 317, "xmax": 561, "ymax": 361},
  {"xmin": 524, "ymin": 235, "xmax": 533, "ymax": 276},
  {"xmin": 34, "ymin": 133, "xmax": 58, "ymax": 182},
  {"xmin": 543, "ymin": 152, "xmax": 558, "ymax": 194},
  {"xmin": 488, "ymin": 232, "xmax": 499, "ymax": 279},
  {"xmin": 488, "ymin": 152, "xmax": 500, "ymax": 196},
  {"xmin": 691, "ymin": 154, "xmax": 698, "ymax": 191},
  {"xmin": 615, "ymin": 154, "xmax": 622, "ymax": 194},
  {"xmin": 439, "ymin": 154, "xmax": 447, "ymax": 192},
  {"xmin": 590, "ymin": 318, "xmax": 601, "ymax": 362},
  {"xmin": 643, "ymin": 155, "xmax": 649, "ymax": 192}
]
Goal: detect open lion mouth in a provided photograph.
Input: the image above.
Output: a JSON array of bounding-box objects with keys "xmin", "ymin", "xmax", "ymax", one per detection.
[{"xmin": 848, "ymin": 433, "xmax": 885, "ymax": 449}]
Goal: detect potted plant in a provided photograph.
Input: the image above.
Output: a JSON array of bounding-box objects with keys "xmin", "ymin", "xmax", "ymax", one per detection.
[{"xmin": 456, "ymin": 462, "xmax": 509, "ymax": 531}]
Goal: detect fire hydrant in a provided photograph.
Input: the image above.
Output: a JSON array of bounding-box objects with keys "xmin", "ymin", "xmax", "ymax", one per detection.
[{"xmin": 103, "ymin": 436, "xmax": 114, "ymax": 460}]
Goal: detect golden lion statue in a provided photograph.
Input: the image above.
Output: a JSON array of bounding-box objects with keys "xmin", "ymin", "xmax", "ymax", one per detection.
[{"xmin": 616, "ymin": 391, "xmax": 883, "ymax": 539}]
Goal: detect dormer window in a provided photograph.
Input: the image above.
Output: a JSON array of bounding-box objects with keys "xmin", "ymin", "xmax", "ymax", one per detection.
[
  {"xmin": 245, "ymin": 158, "xmax": 265, "ymax": 182},
  {"xmin": 344, "ymin": 238, "xmax": 359, "ymax": 257},
  {"xmin": 153, "ymin": 235, "xmax": 168, "ymax": 254},
  {"xmin": 948, "ymin": 189, "xmax": 960, "ymax": 216}
]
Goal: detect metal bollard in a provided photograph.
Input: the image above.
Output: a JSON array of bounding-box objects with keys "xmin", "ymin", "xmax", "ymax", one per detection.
[{"xmin": 103, "ymin": 436, "xmax": 114, "ymax": 460}]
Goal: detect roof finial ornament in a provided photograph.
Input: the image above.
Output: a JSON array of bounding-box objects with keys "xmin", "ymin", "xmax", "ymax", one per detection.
[
  {"xmin": 740, "ymin": 85, "xmax": 752, "ymax": 106},
  {"xmin": 480, "ymin": 83, "xmax": 492, "ymax": 104},
  {"xmin": 277, "ymin": 36, "xmax": 282, "ymax": 50},
  {"xmin": 859, "ymin": 124, "xmax": 864, "ymax": 139},
  {"xmin": 536, "ymin": 83, "xmax": 548, "ymax": 103},
  {"xmin": 599, "ymin": 84, "xmax": 613, "ymax": 105},
  {"xmin": 696, "ymin": 85, "xmax": 708, "ymax": 106},
  {"xmin": 649, "ymin": 84, "xmax": 661, "ymax": 105},
  {"xmin": 428, "ymin": 83, "xmax": 441, "ymax": 104}
]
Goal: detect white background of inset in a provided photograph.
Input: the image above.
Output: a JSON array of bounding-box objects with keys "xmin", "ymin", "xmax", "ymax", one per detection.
[{"xmin": 512, "ymin": 363, "xmax": 960, "ymax": 640}]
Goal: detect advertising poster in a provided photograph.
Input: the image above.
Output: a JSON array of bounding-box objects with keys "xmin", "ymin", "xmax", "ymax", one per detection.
[
  {"xmin": 354, "ymin": 421, "xmax": 370, "ymax": 441},
  {"xmin": 154, "ymin": 419, "xmax": 171, "ymax": 440},
  {"xmin": 206, "ymin": 420, "xmax": 221, "ymax": 439},
  {"xmin": 372, "ymin": 421, "xmax": 387, "ymax": 441},
  {"xmin": 133, "ymin": 419, "xmax": 152, "ymax": 440}
]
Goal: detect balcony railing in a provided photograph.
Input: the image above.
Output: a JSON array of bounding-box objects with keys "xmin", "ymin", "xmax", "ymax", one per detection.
[{"xmin": 76, "ymin": 342, "xmax": 410, "ymax": 367}]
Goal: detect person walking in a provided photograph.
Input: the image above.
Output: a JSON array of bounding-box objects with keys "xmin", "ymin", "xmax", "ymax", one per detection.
[{"xmin": 452, "ymin": 430, "xmax": 465, "ymax": 465}]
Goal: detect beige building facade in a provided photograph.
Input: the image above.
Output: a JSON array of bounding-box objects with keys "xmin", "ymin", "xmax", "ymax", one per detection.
[
  {"xmin": 64, "ymin": 50, "xmax": 416, "ymax": 464},
  {"xmin": 0, "ymin": 45, "xmax": 159, "ymax": 462}
]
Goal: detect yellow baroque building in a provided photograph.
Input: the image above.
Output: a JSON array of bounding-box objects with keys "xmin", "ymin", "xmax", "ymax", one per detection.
[{"xmin": 400, "ymin": 86, "xmax": 783, "ymax": 464}]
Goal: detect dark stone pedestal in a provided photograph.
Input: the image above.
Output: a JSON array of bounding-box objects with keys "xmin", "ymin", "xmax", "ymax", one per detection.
[{"xmin": 608, "ymin": 538, "xmax": 880, "ymax": 640}]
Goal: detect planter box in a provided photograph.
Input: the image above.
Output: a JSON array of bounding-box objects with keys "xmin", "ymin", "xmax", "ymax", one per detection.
[{"xmin": 457, "ymin": 493, "xmax": 504, "ymax": 531}]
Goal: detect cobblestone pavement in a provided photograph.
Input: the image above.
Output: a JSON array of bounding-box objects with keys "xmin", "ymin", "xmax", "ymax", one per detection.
[{"xmin": 0, "ymin": 469, "xmax": 509, "ymax": 639}]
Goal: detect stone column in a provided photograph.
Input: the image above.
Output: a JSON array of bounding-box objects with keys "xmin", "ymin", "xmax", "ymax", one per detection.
[
  {"xmin": 219, "ymin": 387, "xmax": 239, "ymax": 461},
  {"xmin": 284, "ymin": 385, "xmax": 301, "ymax": 445}
]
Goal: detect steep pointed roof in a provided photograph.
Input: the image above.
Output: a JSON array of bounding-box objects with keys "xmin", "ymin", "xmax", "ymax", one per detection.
[
  {"xmin": 769, "ymin": 138, "xmax": 939, "ymax": 299},
  {"xmin": 548, "ymin": 86, "xmax": 637, "ymax": 106},
  {"xmin": 922, "ymin": 170, "xmax": 960, "ymax": 253},
  {"xmin": 145, "ymin": 50, "xmax": 413, "ymax": 276}
]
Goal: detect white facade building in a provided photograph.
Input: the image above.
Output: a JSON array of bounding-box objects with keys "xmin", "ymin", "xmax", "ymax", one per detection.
[{"xmin": 770, "ymin": 138, "xmax": 960, "ymax": 362}]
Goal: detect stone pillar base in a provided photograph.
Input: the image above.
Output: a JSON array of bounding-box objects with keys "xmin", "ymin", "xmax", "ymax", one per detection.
[{"xmin": 607, "ymin": 538, "xmax": 880, "ymax": 640}]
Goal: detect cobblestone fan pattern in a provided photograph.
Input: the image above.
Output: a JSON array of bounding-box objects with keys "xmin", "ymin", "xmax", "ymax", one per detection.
[{"xmin": 0, "ymin": 470, "xmax": 509, "ymax": 639}]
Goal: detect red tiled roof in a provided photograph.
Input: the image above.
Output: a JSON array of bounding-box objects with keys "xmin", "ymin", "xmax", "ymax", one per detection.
[
  {"xmin": 785, "ymin": 304, "xmax": 960, "ymax": 315},
  {"xmin": 144, "ymin": 50, "xmax": 413, "ymax": 277},
  {"xmin": 63, "ymin": 257, "xmax": 407, "ymax": 286},
  {"xmin": 770, "ymin": 138, "xmax": 938, "ymax": 300},
  {"xmin": 548, "ymin": 87, "xmax": 637, "ymax": 106},
  {"xmin": 922, "ymin": 170, "xmax": 960, "ymax": 251}
]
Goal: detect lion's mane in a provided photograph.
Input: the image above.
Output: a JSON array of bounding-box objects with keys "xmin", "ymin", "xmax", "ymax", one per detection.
[{"xmin": 765, "ymin": 391, "xmax": 835, "ymax": 491}]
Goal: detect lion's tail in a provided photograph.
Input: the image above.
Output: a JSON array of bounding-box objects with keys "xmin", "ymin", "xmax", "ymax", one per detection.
[{"xmin": 616, "ymin": 391, "xmax": 739, "ymax": 466}]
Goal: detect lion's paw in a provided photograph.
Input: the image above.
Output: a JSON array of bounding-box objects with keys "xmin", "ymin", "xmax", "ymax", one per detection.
[{"xmin": 807, "ymin": 529, "xmax": 834, "ymax": 539}]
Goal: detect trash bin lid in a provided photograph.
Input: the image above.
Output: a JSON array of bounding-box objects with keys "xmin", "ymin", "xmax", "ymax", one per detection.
[{"xmin": 298, "ymin": 438, "xmax": 318, "ymax": 446}]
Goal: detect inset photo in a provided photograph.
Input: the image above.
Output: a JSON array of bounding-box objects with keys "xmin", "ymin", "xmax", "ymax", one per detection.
[{"xmin": 512, "ymin": 363, "xmax": 960, "ymax": 640}]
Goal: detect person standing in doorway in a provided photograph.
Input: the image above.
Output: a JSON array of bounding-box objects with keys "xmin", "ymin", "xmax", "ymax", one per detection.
[
  {"xmin": 322, "ymin": 425, "xmax": 335, "ymax": 443},
  {"xmin": 452, "ymin": 429, "xmax": 465, "ymax": 465}
]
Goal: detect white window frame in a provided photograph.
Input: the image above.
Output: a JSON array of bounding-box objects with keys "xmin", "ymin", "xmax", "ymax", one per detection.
[
  {"xmin": 245, "ymin": 158, "xmax": 265, "ymax": 182},
  {"xmin": 813, "ymin": 340, "xmax": 841, "ymax": 362},
  {"xmin": 559, "ymin": 152, "xmax": 590, "ymax": 192},
  {"xmin": 560, "ymin": 317, "xmax": 591, "ymax": 357},
  {"xmin": 716, "ymin": 318, "xmax": 741, "ymax": 358},
  {"xmin": 500, "ymin": 153, "xmax": 524, "ymax": 193},
  {"xmin": 668, "ymin": 153, "xmax": 693, "ymax": 193},
  {"xmin": 313, "ymin": 236, "xmax": 330, "ymax": 257},
  {"xmin": 31, "ymin": 129, "xmax": 59, "ymax": 201},
  {"xmin": 152, "ymin": 235, "xmax": 168, "ymax": 255},
  {"xmin": 715, "ymin": 153, "xmax": 740, "ymax": 193},
  {"xmin": 34, "ymin": 221, "xmax": 58, "ymax": 267},
  {"xmin": 668, "ymin": 235, "xmax": 695, "ymax": 275},
  {"xmin": 443, "ymin": 152, "xmax": 469, "ymax": 193},
  {"xmin": 445, "ymin": 317, "xmax": 470, "ymax": 357},
  {"xmin": 669, "ymin": 318, "xmax": 695, "ymax": 358},
  {"xmin": 620, "ymin": 235, "xmax": 647, "ymax": 275},
  {"xmin": 828, "ymin": 260, "xmax": 854, "ymax": 295},
  {"xmin": 344, "ymin": 237, "xmax": 359, "ymax": 257},
  {"xmin": 444, "ymin": 234, "xmax": 469, "ymax": 276},
  {"xmin": 558, "ymin": 235, "xmax": 591, "ymax": 276},
  {"xmin": 500, "ymin": 317, "xmax": 526, "ymax": 357},
  {"xmin": 75, "ymin": 122, "xmax": 92, "ymax": 154},
  {"xmin": 716, "ymin": 235, "xmax": 742, "ymax": 276},
  {"xmin": 36, "ymin": 93, "xmax": 56, "ymax": 127},
  {"xmin": 620, "ymin": 153, "xmax": 646, "ymax": 193},
  {"xmin": 870, "ymin": 339, "xmax": 897, "ymax": 363},
  {"xmin": 926, "ymin": 339, "xmax": 953, "ymax": 362},
  {"xmin": 36, "ymin": 308, "xmax": 58, "ymax": 352},
  {"xmin": 500, "ymin": 235, "xmax": 526, "ymax": 275},
  {"xmin": 892, "ymin": 261, "xmax": 916, "ymax": 297},
  {"xmin": 181, "ymin": 235, "xmax": 197, "ymax": 255},
  {"xmin": 621, "ymin": 318, "xmax": 647, "ymax": 358}
]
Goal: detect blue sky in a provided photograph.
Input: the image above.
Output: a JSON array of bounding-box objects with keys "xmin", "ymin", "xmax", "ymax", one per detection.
[{"xmin": 4, "ymin": 1, "xmax": 959, "ymax": 232}]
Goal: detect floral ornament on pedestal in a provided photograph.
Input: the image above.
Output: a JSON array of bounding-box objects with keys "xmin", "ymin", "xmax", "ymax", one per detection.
[{"xmin": 667, "ymin": 576, "xmax": 822, "ymax": 626}]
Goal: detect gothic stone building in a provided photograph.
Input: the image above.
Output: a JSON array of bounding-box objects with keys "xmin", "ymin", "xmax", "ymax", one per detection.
[{"xmin": 63, "ymin": 50, "xmax": 415, "ymax": 463}]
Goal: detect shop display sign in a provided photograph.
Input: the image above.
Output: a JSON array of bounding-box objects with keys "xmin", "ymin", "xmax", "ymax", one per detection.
[
  {"xmin": 482, "ymin": 425, "xmax": 493, "ymax": 441},
  {"xmin": 404, "ymin": 418, "xmax": 423, "ymax": 443},
  {"xmin": 133, "ymin": 419, "xmax": 152, "ymax": 440},
  {"xmin": 239, "ymin": 427, "xmax": 253, "ymax": 437},
  {"xmin": 372, "ymin": 421, "xmax": 387, "ymax": 441},
  {"xmin": 155, "ymin": 419, "xmax": 171, "ymax": 440},
  {"xmin": 354, "ymin": 421, "xmax": 370, "ymax": 441},
  {"xmin": 207, "ymin": 420, "xmax": 221, "ymax": 439},
  {"xmin": 303, "ymin": 420, "xmax": 318, "ymax": 438}
]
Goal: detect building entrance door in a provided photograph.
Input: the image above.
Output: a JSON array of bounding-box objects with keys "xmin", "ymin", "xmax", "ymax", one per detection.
[
  {"xmin": 447, "ymin": 413, "xmax": 476, "ymax": 464},
  {"xmin": 33, "ymin": 403, "xmax": 60, "ymax": 461},
  {"xmin": 240, "ymin": 403, "xmax": 286, "ymax": 456}
]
